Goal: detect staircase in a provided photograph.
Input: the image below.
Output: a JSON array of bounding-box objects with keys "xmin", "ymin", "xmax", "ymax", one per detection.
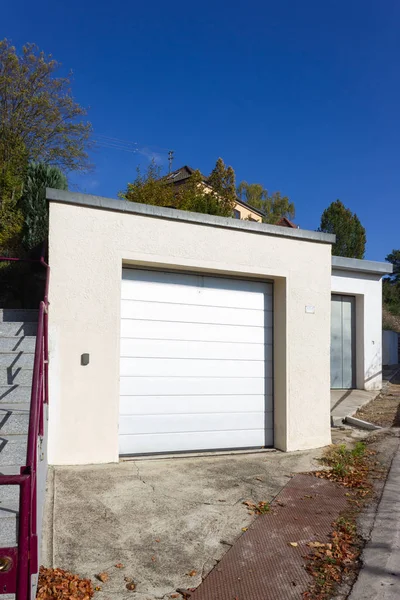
[{"xmin": 0, "ymin": 309, "xmax": 38, "ymax": 598}]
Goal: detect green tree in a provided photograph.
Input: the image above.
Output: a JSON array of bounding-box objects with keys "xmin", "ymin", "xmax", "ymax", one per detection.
[
  {"xmin": 178, "ymin": 169, "xmax": 233, "ymax": 216},
  {"xmin": 207, "ymin": 158, "xmax": 236, "ymax": 215},
  {"xmin": 0, "ymin": 196, "xmax": 23, "ymax": 257},
  {"xmin": 120, "ymin": 159, "xmax": 236, "ymax": 218},
  {"xmin": 319, "ymin": 200, "xmax": 366, "ymax": 258},
  {"xmin": 119, "ymin": 161, "xmax": 176, "ymax": 207},
  {"xmin": 386, "ymin": 250, "xmax": 400, "ymax": 281},
  {"xmin": 0, "ymin": 138, "xmax": 27, "ymax": 255},
  {"xmin": 237, "ymin": 181, "xmax": 295, "ymax": 224},
  {"xmin": 20, "ymin": 162, "xmax": 68, "ymax": 251},
  {"xmin": 0, "ymin": 39, "xmax": 91, "ymax": 256},
  {"xmin": 0, "ymin": 39, "xmax": 92, "ymax": 174},
  {"xmin": 383, "ymin": 249, "xmax": 400, "ymax": 317}
]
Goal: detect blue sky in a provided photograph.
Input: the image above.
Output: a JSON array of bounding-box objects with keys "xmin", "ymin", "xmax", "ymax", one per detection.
[{"xmin": 3, "ymin": 0, "xmax": 399, "ymax": 260}]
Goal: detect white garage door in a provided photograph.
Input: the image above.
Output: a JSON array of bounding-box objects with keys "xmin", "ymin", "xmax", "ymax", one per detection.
[{"xmin": 119, "ymin": 268, "xmax": 273, "ymax": 455}]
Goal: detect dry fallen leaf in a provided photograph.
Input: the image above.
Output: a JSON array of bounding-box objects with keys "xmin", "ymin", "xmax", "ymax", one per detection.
[
  {"xmin": 243, "ymin": 500, "xmax": 255, "ymax": 507},
  {"xmin": 241, "ymin": 527, "xmax": 248, "ymax": 532},
  {"xmin": 115, "ymin": 562, "xmax": 124, "ymax": 569},
  {"xmin": 96, "ymin": 572, "xmax": 109, "ymax": 583},
  {"xmin": 126, "ymin": 581, "xmax": 136, "ymax": 591},
  {"xmin": 151, "ymin": 556, "xmax": 156, "ymax": 562},
  {"xmin": 155, "ymin": 538, "xmax": 161, "ymax": 542},
  {"xmin": 289, "ymin": 542, "xmax": 298, "ymax": 547},
  {"xmin": 307, "ymin": 541, "xmax": 326, "ymax": 548},
  {"xmin": 94, "ymin": 586, "xmax": 102, "ymax": 592},
  {"xmin": 124, "ymin": 576, "xmax": 133, "ymax": 583},
  {"xmin": 187, "ymin": 569, "xmax": 197, "ymax": 577},
  {"xmin": 255, "ymin": 476, "xmax": 263, "ymax": 481}
]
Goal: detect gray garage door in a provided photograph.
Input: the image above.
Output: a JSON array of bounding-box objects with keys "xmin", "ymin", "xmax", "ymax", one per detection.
[{"xmin": 331, "ymin": 294, "xmax": 356, "ymax": 389}]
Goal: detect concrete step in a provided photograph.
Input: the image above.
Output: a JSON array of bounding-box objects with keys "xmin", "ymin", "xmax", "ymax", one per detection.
[
  {"xmin": 0, "ymin": 309, "xmax": 38, "ymax": 323},
  {"xmin": 0, "ymin": 482, "xmax": 19, "ymax": 512},
  {"xmin": 0, "ymin": 386, "xmax": 32, "ymax": 403},
  {"xmin": 0, "ymin": 435, "xmax": 27, "ymax": 469},
  {"xmin": 0, "ymin": 483, "xmax": 19, "ymax": 547},
  {"xmin": 0, "ymin": 405, "xmax": 29, "ymax": 435},
  {"xmin": 0, "ymin": 322, "xmax": 37, "ymax": 336},
  {"xmin": 0, "ymin": 465, "xmax": 23, "ymax": 475},
  {"xmin": 0, "ymin": 369, "xmax": 33, "ymax": 386},
  {"xmin": 0, "ymin": 309, "xmax": 39, "ymax": 323},
  {"xmin": 0, "ymin": 352, "xmax": 34, "ymax": 369},
  {"xmin": 0, "ymin": 512, "xmax": 17, "ymax": 546},
  {"xmin": 0, "ymin": 336, "xmax": 36, "ymax": 352}
]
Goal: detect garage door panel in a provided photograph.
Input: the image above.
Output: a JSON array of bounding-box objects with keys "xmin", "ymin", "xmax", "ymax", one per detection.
[
  {"xmin": 121, "ymin": 300, "xmax": 267, "ymax": 327},
  {"xmin": 120, "ymin": 395, "xmax": 272, "ymax": 415},
  {"xmin": 121, "ymin": 320, "xmax": 270, "ymax": 344},
  {"xmin": 120, "ymin": 338, "xmax": 272, "ymax": 361},
  {"xmin": 119, "ymin": 429, "xmax": 268, "ymax": 455},
  {"xmin": 119, "ymin": 411, "xmax": 266, "ymax": 435},
  {"xmin": 120, "ymin": 357, "xmax": 268, "ymax": 378},
  {"xmin": 122, "ymin": 270, "xmax": 272, "ymax": 310},
  {"xmin": 121, "ymin": 283, "xmax": 272, "ymax": 311},
  {"xmin": 120, "ymin": 376, "xmax": 272, "ymax": 396}
]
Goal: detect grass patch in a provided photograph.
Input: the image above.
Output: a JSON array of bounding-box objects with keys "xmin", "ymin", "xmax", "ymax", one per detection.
[
  {"xmin": 302, "ymin": 442, "xmax": 381, "ymax": 599},
  {"xmin": 315, "ymin": 442, "xmax": 374, "ymax": 498}
]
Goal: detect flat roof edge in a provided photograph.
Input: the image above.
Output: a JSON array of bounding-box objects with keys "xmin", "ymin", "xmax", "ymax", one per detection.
[
  {"xmin": 332, "ymin": 255, "xmax": 393, "ymax": 275},
  {"xmin": 46, "ymin": 188, "xmax": 335, "ymax": 244}
]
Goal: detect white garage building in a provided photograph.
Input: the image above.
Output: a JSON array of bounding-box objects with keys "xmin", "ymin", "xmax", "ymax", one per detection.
[
  {"xmin": 331, "ymin": 256, "xmax": 392, "ymax": 391},
  {"xmin": 46, "ymin": 189, "xmax": 391, "ymax": 465}
]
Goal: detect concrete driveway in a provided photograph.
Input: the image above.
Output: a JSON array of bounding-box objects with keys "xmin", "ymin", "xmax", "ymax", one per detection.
[{"xmin": 42, "ymin": 449, "xmax": 326, "ymax": 600}]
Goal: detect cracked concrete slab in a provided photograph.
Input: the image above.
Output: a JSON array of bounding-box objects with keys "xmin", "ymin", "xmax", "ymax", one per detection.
[{"xmin": 41, "ymin": 449, "xmax": 326, "ymax": 599}]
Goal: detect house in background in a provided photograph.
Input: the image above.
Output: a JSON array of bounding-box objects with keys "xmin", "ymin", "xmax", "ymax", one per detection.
[{"xmin": 164, "ymin": 165, "xmax": 265, "ymax": 222}]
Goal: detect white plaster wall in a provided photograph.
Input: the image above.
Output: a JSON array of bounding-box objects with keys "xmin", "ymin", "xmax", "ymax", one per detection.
[
  {"xmin": 48, "ymin": 200, "xmax": 332, "ymax": 465},
  {"xmin": 382, "ymin": 330, "xmax": 399, "ymax": 366},
  {"xmin": 331, "ymin": 269, "xmax": 383, "ymax": 391}
]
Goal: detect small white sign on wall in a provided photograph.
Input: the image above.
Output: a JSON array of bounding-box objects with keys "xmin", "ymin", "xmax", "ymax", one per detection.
[{"xmin": 305, "ymin": 305, "xmax": 315, "ymax": 314}]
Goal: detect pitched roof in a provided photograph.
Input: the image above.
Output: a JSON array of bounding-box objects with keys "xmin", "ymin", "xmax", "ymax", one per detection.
[
  {"xmin": 276, "ymin": 216, "xmax": 298, "ymax": 228},
  {"xmin": 163, "ymin": 165, "xmax": 196, "ymax": 184}
]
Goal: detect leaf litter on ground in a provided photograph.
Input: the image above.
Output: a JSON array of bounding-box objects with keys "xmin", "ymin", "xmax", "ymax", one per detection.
[
  {"xmin": 302, "ymin": 441, "xmax": 384, "ymax": 600},
  {"xmin": 36, "ymin": 566, "xmax": 94, "ymax": 600}
]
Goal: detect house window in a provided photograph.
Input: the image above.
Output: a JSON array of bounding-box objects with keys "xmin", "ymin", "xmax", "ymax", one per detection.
[{"xmin": 234, "ymin": 209, "xmax": 241, "ymax": 219}]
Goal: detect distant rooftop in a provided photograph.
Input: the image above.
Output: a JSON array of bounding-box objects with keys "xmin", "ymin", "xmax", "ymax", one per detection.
[{"xmin": 163, "ymin": 165, "xmax": 266, "ymax": 218}]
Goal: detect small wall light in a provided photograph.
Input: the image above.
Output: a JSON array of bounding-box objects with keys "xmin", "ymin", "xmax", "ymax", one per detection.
[{"xmin": 81, "ymin": 353, "xmax": 90, "ymax": 366}]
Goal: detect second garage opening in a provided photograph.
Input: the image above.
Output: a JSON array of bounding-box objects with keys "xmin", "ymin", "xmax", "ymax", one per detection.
[
  {"xmin": 119, "ymin": 268, "xmax": 274, "ymax": 455},
  {"xmin": 330, "ymin": 294, "xmax": 356, "ymax": 389}
]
